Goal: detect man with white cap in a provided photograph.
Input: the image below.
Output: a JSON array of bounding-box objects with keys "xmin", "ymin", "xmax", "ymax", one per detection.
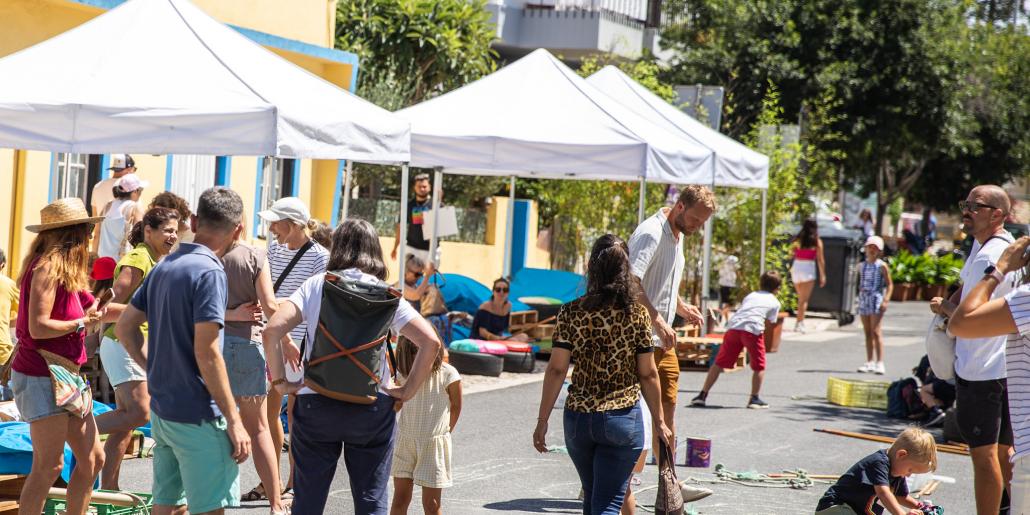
[
  {"xmin": 249, "ymin": 196, "xmax": 327, "ymax": 503},
  {"xmin": 97, "ymin": 174, "xmax": 148, "ymax": 260},
  {"xmin": 91, "ymin": 154, "xmax": 137, "ymax": 217}
]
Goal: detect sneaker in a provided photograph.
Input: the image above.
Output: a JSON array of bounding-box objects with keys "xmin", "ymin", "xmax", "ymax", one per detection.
[
  {"xmin": 857, "ymin": 362, "xmax": 874, "ymax": 373},
  {"xmin": 924, "ymin": 407, "xmax": 946, "ymax": 427},
  {"xmin": 874, "ymin": 362, "xmax": 886, "ymax": 375},
  {"xmin": 681, "ymin": 483, "xmax": 714, "ymax": 503},
  {"xmin": 747, "ymin": 396, "xmax": 769, "ymax": 409},
  {"xmin": 690, "ymin": 392, "xmax": 707, "ymax": 407},
  {"xmin": 795, "ymin": 321, "xmax": 806, "ymax": 333}
]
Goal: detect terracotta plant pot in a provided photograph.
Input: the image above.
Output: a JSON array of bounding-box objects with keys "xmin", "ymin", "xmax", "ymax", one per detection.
[
  {"xmin": 891, "ymin": 283, "xmax": 913, "ymax": 302},
  {"xmin": 912, "ymin": 284, "xmax": 924, "ymax": 301},
  {"xmin": 765, "ymin": 312, "xmax": 788, "ymax": 353},
  {"xmin": 922, "ymin": 284, "xmax": 947, "ymax": 301}
]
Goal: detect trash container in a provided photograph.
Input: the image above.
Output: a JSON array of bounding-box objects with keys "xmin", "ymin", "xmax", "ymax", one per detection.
[{"xmin": 807, "ymin": 227, "xmax": 864, "ymax": 326}]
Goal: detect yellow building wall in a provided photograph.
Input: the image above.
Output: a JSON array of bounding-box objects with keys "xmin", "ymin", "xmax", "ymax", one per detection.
[{"xmin": 380, "ymin": 196, "xmax": 552, "ymax": 286}]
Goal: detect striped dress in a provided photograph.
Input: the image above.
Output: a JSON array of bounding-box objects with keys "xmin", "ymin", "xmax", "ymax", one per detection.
[
  {"xmin": 1004, "ymin": 286, "xmax": 1030, "ymax": 462},
  {"xmin": 857, "ymin": 259, "xmax": 886, "ymax": 316}
]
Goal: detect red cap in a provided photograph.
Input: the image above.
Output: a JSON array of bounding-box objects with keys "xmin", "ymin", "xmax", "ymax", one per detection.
[{"xmin": 90, "ymin": 257, "xmax": 117, "ymax": 281}]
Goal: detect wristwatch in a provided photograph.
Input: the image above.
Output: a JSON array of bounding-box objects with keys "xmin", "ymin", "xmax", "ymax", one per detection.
[
  {"xmin": 74, "ymin": 319, "xmax": 86, "ymax": 334},
  {"xmin": 984, "ymin": 265, "xmax": 1006, "ymax": 284}
]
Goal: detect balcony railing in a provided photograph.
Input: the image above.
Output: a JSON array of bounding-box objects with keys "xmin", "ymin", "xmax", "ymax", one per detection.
[{"xmin": 525, "ymin": 0, "xmax": 663, "ymax": 26}]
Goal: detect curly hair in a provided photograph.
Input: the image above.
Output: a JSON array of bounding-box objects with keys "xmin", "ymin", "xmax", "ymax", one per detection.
[
  {"xmin": 128, "ymin": 207, "xmax": 180, "ymax": 247},
  {"xmin": 581, "ymin": 234, "xmax": 640, "ymax": 313},
  {"xmin": 148, "ymin": 191, "xmax": 192, "ymax": 222}
]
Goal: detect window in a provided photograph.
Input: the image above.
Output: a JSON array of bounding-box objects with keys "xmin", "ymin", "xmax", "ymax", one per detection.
[
  {"xmin": 255, "ymin": 157, "xmax": 297, "ymax": 238},
  {"xmin": 168, "ymin": 155, "xmax": 217, "ymax": 210},
  {"xmin": 51, "ymin": 153, "xmax": 102, "ymax": 205}
]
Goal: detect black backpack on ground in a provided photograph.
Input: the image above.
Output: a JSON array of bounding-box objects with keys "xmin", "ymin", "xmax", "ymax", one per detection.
[
  {"xmin": 887, "ymin": 377, "xmax": 926, "ymax": 419},
  {"xmin": 304, "ymin": 271, "xmax": 401, "ymax": 405}
]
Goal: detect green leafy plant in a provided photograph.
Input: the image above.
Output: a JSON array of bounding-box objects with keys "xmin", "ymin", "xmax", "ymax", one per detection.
[
  {"xmin": 912, "ymin": 253, "xmax": 938, "ymax": 286},
  {"xmin": 888, "ymin": 251, "xmax": 917, "ymax": 284},
  {"xmin": 935, "ymin": 253, "xmax": 964, "ymax": 285}
]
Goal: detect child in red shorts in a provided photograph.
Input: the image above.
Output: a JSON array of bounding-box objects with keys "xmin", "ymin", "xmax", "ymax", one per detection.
[{"xmin": 690, "ymin": 271, "xmax": 782, "ymax": 409}]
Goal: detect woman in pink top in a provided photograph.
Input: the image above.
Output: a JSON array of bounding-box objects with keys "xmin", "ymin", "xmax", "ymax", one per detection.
[
  {"xmin": 790, "ymin": 219, "xmax": 826, "ymax": 333},
  {"xmin": 12, "ymin": 198, "xmax": 113, "ymax": 515}
]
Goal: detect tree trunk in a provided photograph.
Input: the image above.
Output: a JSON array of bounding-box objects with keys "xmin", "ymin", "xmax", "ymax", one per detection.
[{"xmin": 875, "ymin": 161, "xmax": 886, "ymax": 235}]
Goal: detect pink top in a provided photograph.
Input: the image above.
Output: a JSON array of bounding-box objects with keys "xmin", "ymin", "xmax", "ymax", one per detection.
[
  {"xmin": 794, "ymin": 247, "xmax": 817, "ymax": 261},
  {"xmin": 13, "ymin": 258, "xmax": 93, "ymax": 377}
]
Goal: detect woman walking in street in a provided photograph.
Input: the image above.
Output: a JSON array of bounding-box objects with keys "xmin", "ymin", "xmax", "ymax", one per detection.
[
  {"xmin": 11, "ymin": 198, "xmax": 109, "ymax": 515},
  {"xmin": 95, "ymin": 207, "xmax": 179, "ymax": 490},
  {"xmin": 245, "ymin": 197, "xmax": 328, "ymax": 503},
  {"xmin": 790, "ymin": 219, "xmax": 826, "ymax": 333},
  {"xmin": 262, "ymin": 219, "xmax": 443, "ymax": 514},
  {"xmin": 533, "ymin": 234, "xmax": 672, "ymax": 515},
  {"xmin": 223, "ymin": 232, "xmax": 291, "ymax": 514}
]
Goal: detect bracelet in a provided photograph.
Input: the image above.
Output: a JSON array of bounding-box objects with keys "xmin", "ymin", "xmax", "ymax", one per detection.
[{"xmin": 271, "ymin": 378, "xmax": 286, "ymax": 387}]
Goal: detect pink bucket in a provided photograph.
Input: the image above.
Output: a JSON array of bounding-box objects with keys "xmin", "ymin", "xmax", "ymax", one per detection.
[{"xmin": 686, "ymin": 437, "xmax": 711, "ymax": 468}]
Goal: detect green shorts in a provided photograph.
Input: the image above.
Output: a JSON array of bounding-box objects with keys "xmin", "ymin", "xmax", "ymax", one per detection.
[{"xmin": 151, "ymin": 414, "xmax": 240, "ymax": 512}]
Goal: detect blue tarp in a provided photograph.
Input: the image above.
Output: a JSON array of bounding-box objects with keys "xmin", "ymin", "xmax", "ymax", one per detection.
[
  {"xmin": 434, "ymin": 274, "xmax": 530, "ymax": 315},
  {"xmin": 94, "ymin": 401, "xmax": 151, "ymax": 438},
  {"xmin": 511, "ymin": 267, "xmax": 585, "ymax": 304},
  {"xmin": 0, "ymin": 421, "xmax": 76, "ymax": 482}
]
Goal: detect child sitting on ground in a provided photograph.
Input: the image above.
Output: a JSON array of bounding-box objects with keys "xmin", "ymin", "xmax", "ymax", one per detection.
[
  {"xmin": 390, "ymin": 336, "xmax": 463, "ymax": 515},
  {"xmin": 816, "ymin": 427, "xmax": 938, "ymax": 515},
  {"xmin": 691, "ymin": 271, "xmax": 782, "ymax": 409}
]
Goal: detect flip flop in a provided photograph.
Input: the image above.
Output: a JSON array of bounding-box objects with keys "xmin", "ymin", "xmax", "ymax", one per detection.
[{"xmin": 241, "ymin": 484, "xmax": 268, "ymax": 502}]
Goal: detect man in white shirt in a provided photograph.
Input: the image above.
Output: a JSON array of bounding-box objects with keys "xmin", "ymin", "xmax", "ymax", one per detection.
[{"xmin": 930, "ymin": 184, "xmax": 1015, "ymax": 515}]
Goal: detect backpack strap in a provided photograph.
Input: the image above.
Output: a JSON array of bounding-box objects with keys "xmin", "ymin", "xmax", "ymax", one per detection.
[
  {"xmin": 273, "ymin": 240, "xmax": 315, "ymax": 294},
  {"xmin": 309, "ymin": 323, "xmax": 388, "ymax": 383},
  {"xmin": 385, "ymin": 333, "xmax": 398, "ymax": 381}
]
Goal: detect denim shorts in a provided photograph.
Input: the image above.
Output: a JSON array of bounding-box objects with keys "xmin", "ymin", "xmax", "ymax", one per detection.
[
  {"xmin": 223, "ymin": 335, "xmax": 268, "ymax": 398},
  {"xmin": 11, "ymin": 370, "xmax": 66, "ymax": 422}
]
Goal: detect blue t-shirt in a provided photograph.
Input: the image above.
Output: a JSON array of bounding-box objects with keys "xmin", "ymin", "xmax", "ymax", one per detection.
[
  {"xmin": 130, "ymin": 242, "xmax": 227, "ymax": 424},
  {"xmin": 816, "ymin": 450, "xmax": 909, "ymax": 515}
]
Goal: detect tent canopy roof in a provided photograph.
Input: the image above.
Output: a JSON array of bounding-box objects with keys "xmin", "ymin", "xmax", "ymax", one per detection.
[
  {"xmin": 0, "ymin": 0, "xmax": 409, "ymax": 162},
  {"xmin": 587, "ymin": 66, "xmax": 769, "ymax": 189},
  {"xmin": 397, "ymin": 49, "xmax": 714, "ymax": 183}
]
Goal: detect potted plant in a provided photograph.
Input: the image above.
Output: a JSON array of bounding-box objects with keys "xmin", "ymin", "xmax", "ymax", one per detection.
[
  {"xmin": 912, "ymin": 253, "xmax": 937, "ymax": 301},
  {"xmin": 765, "ymin": 312, "xmax": 789, "ymax": 353},
  {"xmin": 924, "ymin": 253, "xmax": 963, "ymax": 300},
  {"xmin": 889, "ymin": 252, "xmax": 916, "ymax": 301}
]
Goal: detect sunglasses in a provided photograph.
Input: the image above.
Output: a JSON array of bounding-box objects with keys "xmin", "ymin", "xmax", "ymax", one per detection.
[
  {"xmin": 959, "ymin": 200, "xmax": 998, "ymax": 213},
  {"xmin": 493, "ymin": 287, "xmax": 509, "ymax": 293}
]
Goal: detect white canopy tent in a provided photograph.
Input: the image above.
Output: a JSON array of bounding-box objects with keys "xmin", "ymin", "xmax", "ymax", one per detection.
[
  {"xmin": 587, "ymin": 66, "xmax": 771, "ymax": 316},
  {"xmin": 0, "ymin": 0, "xmax": 410, "ymax": 163},
  {"xmin": 381, "ymin": 48, "xmax": 719, "ymax": 278}
]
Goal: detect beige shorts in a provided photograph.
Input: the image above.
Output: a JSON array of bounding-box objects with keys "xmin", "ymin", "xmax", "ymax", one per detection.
[{"xmin": 391, "ymin": 432, "xmax": 452, "ymax": 488}]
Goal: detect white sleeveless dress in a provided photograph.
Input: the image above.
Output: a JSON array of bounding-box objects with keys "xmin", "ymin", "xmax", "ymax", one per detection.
[{"xmin": 98, "ymin": 199, "xmax": 134, "ymax": 259}]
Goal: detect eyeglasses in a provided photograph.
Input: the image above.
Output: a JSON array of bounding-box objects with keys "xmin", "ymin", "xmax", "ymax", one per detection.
[
  {"xmin": 959, "ymin": 200, "xmax": 998, "ymax": 213},
  {"xmin": 493, "ymin": 287, "xmax": 509, "ymax": 293},
  {"xmin": 407, "ymin": 269, "xmax": 423, "ymax": 276}
]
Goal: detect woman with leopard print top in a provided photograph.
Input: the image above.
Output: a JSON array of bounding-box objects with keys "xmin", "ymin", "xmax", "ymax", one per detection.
[{"xmin": 533, "ymin": 234, "xmax": 672, "ymax": 515}]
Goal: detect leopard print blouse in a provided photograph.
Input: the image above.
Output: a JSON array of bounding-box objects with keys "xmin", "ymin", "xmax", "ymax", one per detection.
[{"xmin": 553, "ymin": 300, "xmax": 655, "ymax": 413}]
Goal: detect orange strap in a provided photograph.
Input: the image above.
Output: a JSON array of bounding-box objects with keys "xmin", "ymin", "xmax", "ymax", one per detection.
[{"xmin": 308, "ymin": 323, "xmax": 387, "ymax": 384}]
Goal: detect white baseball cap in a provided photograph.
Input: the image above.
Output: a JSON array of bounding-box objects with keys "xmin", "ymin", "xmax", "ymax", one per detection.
[
  {"xmin": 864, "ymin": 236, "xmax": 884, "ymax": 251},
  {"xmin": 258, "ymin": 197, "xmax": 310, "ymax": 225},
  {"xmin": 115, "ymin": 174, "xmax": 149, "ymax": 192}
]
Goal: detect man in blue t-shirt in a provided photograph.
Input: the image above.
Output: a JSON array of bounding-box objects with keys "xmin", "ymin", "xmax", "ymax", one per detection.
[{"xmin": 117, "ymin": 187, "xmax": 251, "ymax": 514}]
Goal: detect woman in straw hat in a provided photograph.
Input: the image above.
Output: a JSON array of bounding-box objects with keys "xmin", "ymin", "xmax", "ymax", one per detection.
[{"xmin": 11, "ymin": 198, "xmax": 117, "ymax": 514}]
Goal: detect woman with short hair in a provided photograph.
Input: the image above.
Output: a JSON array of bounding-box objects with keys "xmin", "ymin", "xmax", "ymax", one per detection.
[{"xmin": 263, "ymin": 219, "xmax": 442, "ymax": 514}]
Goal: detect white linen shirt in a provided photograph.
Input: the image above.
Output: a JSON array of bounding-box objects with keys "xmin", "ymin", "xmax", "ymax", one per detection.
[{"xmin": 956, "ymin": 232, "xmax": 1015, "ymax": 381}]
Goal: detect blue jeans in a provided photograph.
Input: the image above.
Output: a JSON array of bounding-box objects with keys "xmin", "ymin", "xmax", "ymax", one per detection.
[
  {"xmin": 291, "ymin": 392, "xmax": 396, "ymax": 515},
  {"xmin": 564, "ymin": 404, "xmax": 644, "ymax": 515}
]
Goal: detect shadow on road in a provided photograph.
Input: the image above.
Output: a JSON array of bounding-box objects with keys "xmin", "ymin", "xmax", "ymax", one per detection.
[
  {"xmin": 774, "ymin": 401, "xmax": 912, "ymax": 436},
  {"xmin": 483, "ymin": 498, "xmax": 581, "ymax": 513}
]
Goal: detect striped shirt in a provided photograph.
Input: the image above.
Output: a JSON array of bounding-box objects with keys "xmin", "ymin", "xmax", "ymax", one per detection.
[
  {"xmin": 859, "ymin": 259, "xmax": 886, "ymax": 293},
  {"xmin": 628, "ymin": 208, "xmax": 684, "ymax": 325},
  {"xmin": 1005, "ymin": 285, "xmax": 1030, "ymax": 461},
  {"xmin": 268, "ymin": 239, "xmax": 329, "ymax": 345}
]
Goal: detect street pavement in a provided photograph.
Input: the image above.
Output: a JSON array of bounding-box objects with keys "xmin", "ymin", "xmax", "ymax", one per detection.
[{"xmin": 119, "ymin": 300, "xmax": 975, "ymax": 514}]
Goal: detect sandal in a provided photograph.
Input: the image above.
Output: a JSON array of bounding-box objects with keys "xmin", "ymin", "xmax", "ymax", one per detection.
[
  {"xmin": 280, "ymin": 488, "xmax": 294, "ymax": 501},
  {"xmin": 241, "ymin": 484, "xmax": 268, "ymax": 502}
]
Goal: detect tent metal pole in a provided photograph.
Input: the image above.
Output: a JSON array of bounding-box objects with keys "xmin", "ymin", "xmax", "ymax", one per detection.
[
  {"xmin": 760, "ymin": 189, "xmax": 768, "ymax": 276},
  {"xmin": 700, "ymin": 180, "xmax": 715, "ymax": 334},
  {"xmin": 637, "ymin": 177, "xmax": 646, "ymax": 224},
  {"xmin": 341, "ymin": 160, "xmax": 353, "ymax": 221},
  {"xmin": 503, "ymin": 176, "xmax": 515, "ymax": 277},
  {"xmin": 398, "ymin": 164, "xmax": 409, "ymax": 292},
  {"xmin": 429, "ymin": 167, "xmax": 443, "ymax": 266}
]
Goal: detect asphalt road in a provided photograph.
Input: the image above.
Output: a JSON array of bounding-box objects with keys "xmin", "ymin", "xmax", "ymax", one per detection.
[{"xmin": 120, "ymin": 300, "xmax": 975, "ymax": 514}]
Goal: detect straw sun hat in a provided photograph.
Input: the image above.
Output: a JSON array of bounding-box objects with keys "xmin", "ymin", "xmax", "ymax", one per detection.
[{"xmin": 26, "ymin": 198, "xmax": 105, "ymax": 233}]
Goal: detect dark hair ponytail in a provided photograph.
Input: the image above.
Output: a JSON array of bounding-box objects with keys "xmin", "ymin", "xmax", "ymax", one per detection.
[
  {"xmin": 129, "ymin": 207, "xmax": 179, "ymax": 247},
  {"xmin": 581, "ymin": 234, "xmax": 639, "ymax": 313}
]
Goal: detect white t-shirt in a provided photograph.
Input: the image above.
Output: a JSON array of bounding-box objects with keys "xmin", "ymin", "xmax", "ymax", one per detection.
[
  {"xmin": 1004, "ymin": 285, "xmax": 1030, "ymax": 460},
  {"xmin": 718, "ymin": 259, "xmax": 738, "ymax": 288},
  {"xmin": 956, "ymin": 232, "xmax": 1016, "ymax": 381},
  {"xmin": 288, "ymin": 268, "xmax": 420, "ymax": 396},
  {"xmin": 726, "ymin": 291, "xmax": 781, "ymax": 335}
]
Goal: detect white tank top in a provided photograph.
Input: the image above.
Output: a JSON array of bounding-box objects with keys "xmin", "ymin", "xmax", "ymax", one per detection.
[{"xmin": 98, "ymin": 199, "xmax": 134, "ymax": 259}]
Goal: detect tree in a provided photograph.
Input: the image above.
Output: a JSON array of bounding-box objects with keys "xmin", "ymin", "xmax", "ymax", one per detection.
[{"xmin": 334, "ymin": 0, "xmax": 507, "ymax": 209}]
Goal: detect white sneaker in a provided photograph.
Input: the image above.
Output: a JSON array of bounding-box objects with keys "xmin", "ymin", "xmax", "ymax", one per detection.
[
  {"xmin": 874, "ymin": 362, "xmax": 886, "ymax": 375},
  {"xmin": 857, "ymin": 362, "xmax": 874, "ymax": 373},
  {"xmin": 795, "ymin": 321, "xmax": 806, "ymax": 333},
  {"xmin": 680, "ymin": 482, "xmax": 714, "ymax": 503}
]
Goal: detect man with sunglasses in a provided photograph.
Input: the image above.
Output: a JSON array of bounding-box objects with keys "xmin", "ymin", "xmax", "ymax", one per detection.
[{"xmin": 930, "ymin": 184, "xmax": 1015, "ymax": 515}]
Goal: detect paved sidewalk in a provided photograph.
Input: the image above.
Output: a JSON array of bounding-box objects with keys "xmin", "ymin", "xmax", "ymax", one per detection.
[{"xmin": 117, "ymin": 301, "xmax": 974, "ymax": 514}]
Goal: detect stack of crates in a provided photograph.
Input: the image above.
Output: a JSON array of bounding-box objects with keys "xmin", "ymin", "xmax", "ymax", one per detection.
[
  {"xmin": 44, "ymin": 491, "xmax": 153, "ymax": 515},
  {"xmin": 826, "ymin": 376, "xmax": 889, "ymax": 410}
]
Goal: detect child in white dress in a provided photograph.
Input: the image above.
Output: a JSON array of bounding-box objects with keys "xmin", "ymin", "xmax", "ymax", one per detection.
[{"xmin": 390, "ymin": 337, "xmax": 462, "ymax": 515}]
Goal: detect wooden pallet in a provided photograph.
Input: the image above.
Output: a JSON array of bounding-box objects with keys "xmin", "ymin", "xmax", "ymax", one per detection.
[
  {"xmin": 509, "ymin": 310, "xmax": 538, "ymax": 328},
  {"xmin": 0, "ymin": 475, "xmax": 25, "ymax": 513},
  {"xmin": 675, "ymin": 335, "xmax": 746, "ymax": 372}
]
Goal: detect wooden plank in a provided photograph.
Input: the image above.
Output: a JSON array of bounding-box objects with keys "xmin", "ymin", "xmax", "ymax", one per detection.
[
  {"xmin": 814, "ymin": 428, "xmax": 969, "ymax": 456},
  {"xmin": 0, "ymin": 475, "xmax": 26, "ymax": 499}
]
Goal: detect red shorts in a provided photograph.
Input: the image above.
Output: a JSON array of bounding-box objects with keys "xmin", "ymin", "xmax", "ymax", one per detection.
[{"xmin": 714, "ymin": 329, "xmax": 766, "ymax": 371}]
